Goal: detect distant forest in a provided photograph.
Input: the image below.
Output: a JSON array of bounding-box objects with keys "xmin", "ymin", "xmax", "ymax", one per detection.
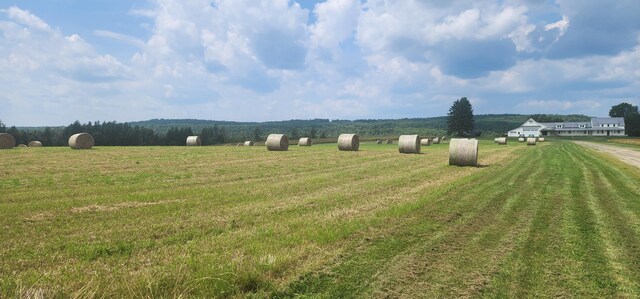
[{"xmin": 1, "ymin": 114, "xmax": 591, "ymax": 146}]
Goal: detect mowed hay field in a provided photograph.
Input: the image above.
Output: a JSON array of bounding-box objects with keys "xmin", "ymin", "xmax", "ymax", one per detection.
[{"xmin": 2, "ymin": 141, "xmax": 640, "ymax": 297}]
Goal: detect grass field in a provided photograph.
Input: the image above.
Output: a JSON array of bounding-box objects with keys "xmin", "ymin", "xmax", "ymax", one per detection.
[{"xmin": 2, "ymin": 141, "xmax": 640, "ymax": 297}]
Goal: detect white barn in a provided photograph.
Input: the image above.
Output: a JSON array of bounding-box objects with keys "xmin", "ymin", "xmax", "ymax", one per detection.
[{"xmin": 507, "ymin": 117, "xmax": 626, "ymax": 137}]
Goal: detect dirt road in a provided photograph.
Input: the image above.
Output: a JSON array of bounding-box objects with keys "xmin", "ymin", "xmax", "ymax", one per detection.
[{"xmin": 573, "ymin": 141, "xmax": 640, "ymax": 169}]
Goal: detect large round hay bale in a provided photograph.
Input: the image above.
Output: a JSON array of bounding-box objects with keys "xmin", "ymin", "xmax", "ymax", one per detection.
[
  {"xmin": 338, "ymin": 134, "xmax": 359, "ymax": 151},
  {"xmin": 398, "ymin": 135, "xmax": 421, "ymax": 154},
  {"xmin": 496, "ymin": 137, "xmax": 507, "ymax": 145},
  {"xmin": 432, "ymin": 137, "xmax": 440, "ymax": 144},
  {"xmin": 494, "ymin": 138, "xmax": 499, "ymax": 143},
  {"xmin": 376, "ymin": 139, "xmax": 382, "ymax": 144},
  {"xmin": 449, "ymin": 138, "xmax": 478, "ymax": 166},
  {"xmin": 244, "ymin": 141, "xmax": 254, "ymax": 146},
  {"xmin": 28, "ymin": 141, "xmax": 42, "ymax": 147},
  {"xmin": 186, "ymin": 136, "xmax": 201, "ymax": 146},
  {"xmin": 0, "ymin": 133, "xmax": 16, "ymax": 149},
  {"xmin": 266, "ymin": 134, "xmax": 289, "ymax": 151},
  {"xmin": 538, "ymin": 137, "xmax": 545, "ymax": 142},
  {"xmin": 441, "ymin": 136, "xmax": 447, "ymax": 141},
  {"xmin": 236, "ymin": 143, "xmax": 242, "ymax": 146},
  {"xmin": 298, "ymin": 137, "xmax": 312, "ymax": 146},
  {"xmin": 527, "ymin": 138, "xmax": 536, "ymax": 146},
  {"xmin": 17, "ymin": 144, "xmax": 27, "ymax": 148},
  {"xmin": 385, "ymin": 139, "xmax": 393, "ymax": 144},
  {"xmin": 420, "ymin": 138, "xmax": 432, "ymax": 146},
  {"xmin": 518, "ymin": 137, "xmax": 524, "ymax": 143},
  {"xmin": 68, "ymin": 133, "xmax": 94, "ymax": 149}
]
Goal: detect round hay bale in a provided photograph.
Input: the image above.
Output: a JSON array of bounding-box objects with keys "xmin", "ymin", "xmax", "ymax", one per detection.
[
  {"xmin": 338, "ymin": 134, "xmax": 359, "ymax": 151},
  {"xmin": 186, "ymin": 136, "xmax": 201, "ymax": 146},
  {"xmin": 266, "ymin": 134, "xmax": 289, "ymax": 151},
  {"xmin": 441, "ymin": 136, "xmax": 447, "ymax": 141},
  {"xmin": 68, "ymin": 133, "xmax": 94, "ymax": 149},
  {"xmin": 518, "ymin": 137, "xmax": 524, "ymax": 143},
  {"xmin": 298, "ymin": 137, "xmax": 312, "ymax": 146},
  {"xmin": 385, "ymin": 139, "xmax": 393, "ymax": 144},
  {"xmin": 0, "ymin": 133, "xmax": 16, "ymax": 149},
  {"xmin": 527, "ymin": 138, "xmax": 536, "ymax": 146},
  {"xmin": 17, "ymin": 144, "xmax": 27, "ymax": 148},
  {"xmin": 496, "ymin": 137, "xmax": 507, "ymax": 145},
  {"xmin": 398, "ymin": 135, "xmax": 421, "ymax": 154},
  {"xmin": 432, "ymin": 137, "xmax": 440, "ymax": 144},
  {"xmin": 420, "ymin": 138, "xmax": 432, "ymax": 146},
  {"xmin": 376, "ymin": 139, "xmax": 382, "ymax": 144},
  {"xmin": 494, "ymin": 138, "xmax": 499, "ymax": 143},
  {"xmin": 538, "ymin": 137, "xmax": 545, "ymax": 142},
  {"xmin": 449, "ymin": 138, "xmax": 478, "ymax": 166},
  {"xmin": 244, "ymin": 141, "xmax": 254, "ymax": 146},
  {"xmin": 28, "ymin": 141, "xmax": 43, "ymax": 147}
]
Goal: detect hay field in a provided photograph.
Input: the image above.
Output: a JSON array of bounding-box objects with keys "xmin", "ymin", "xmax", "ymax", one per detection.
[
  {"xmin": 609, "ymin": 138, "xmax": 640, "ymax": 146},
  {"xmin": 2, "ymin": 141, "xmax": 640, "ymax": 297}
]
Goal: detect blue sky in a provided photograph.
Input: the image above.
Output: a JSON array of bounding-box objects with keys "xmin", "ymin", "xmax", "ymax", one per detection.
[{"xmin": 1, "ymin": 0, "xmax": 639, "ymax": 126}]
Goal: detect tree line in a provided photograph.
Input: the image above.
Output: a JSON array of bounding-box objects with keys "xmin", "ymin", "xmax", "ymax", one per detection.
[{"xmin": 0, "ymin": 120, "xmax": 235, "ymax": 146}]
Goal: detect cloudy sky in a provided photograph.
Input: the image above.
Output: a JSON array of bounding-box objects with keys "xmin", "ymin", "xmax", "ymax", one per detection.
[{"xmin": 1, "ymin": 0, "xmax": 639, "ymax": 126}]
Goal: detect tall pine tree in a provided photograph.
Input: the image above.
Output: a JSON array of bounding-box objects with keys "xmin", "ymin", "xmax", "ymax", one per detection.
[{"xmin": 447, "ymin": 97, "xmax": 475, "ymax": 137}]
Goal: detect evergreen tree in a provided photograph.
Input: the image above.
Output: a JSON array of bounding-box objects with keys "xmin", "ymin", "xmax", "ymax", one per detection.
[
  {"xmin": 0, "ymin": 119, "xmax": 5, "ymax": 133},
  {"xmin": 447, "ymin": 97, "xmax": 475, "ymax": 137},
  {"xmin": 290, "ymin": 127, "xmax": 300, "ymax": 140},
  {"xmin": 252, "ymin": 126, "xmax": 263, "ymax": 141}
]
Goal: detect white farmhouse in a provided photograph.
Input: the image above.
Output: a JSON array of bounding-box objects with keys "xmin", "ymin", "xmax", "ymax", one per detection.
[{"xmin": 507, "ymin": 117, "xmax": 626, "ymax": 137}]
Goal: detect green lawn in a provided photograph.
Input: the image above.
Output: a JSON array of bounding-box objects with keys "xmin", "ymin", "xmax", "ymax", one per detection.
[{"xmin": 1, "ymin": 141, "xmax": 639, "ymax": 297}]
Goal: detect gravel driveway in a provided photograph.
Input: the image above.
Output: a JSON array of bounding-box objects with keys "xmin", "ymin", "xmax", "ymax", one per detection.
[{"xmin": 573, "ymin": 141, "xmax": 640, "ymax": 169}]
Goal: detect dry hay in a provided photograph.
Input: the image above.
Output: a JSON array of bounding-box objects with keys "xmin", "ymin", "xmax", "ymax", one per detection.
[
  {"xmin": 608, "ymin": 139, "xmax": 640, "ymax": 146},
  {"xmin": 386, "ymin": 139, "xmax": 393, "ymax": 144},
  {"xmin": 449, "ymin": 138, "xmax": 478, "ymax": 166},
  {"xmin": 420, "ymin": 138, "xmax": 432, "ymax": 146},
  {"xmin": 298, "ymin": 137, "xmax": 312, "ymax": 146},
  {"xmin": 17, "ymin": 144, "xmax": 27, "ymax": 148},
  {"xmin": 186, "ymin": 136, "xmax": 201, "ymax": 146},
  {"xmin": 266, "ymin": 134, "xmax": 289, "ymax": 151},
  {"xmin": 244, "ymin": 141, "xmax": 255, "ymax": 146},
  {"xmin": 432, "ymin": 137, "xmax": 440, "ymax": 144},
  {"xmin": 518, "ymin": 137, "xmax": 525, "ymax": 143},
  {"xmin": 496, "ymin": 137, "xmax": 507, "ymax": 145},
  {"xmin": 236, "ymin": 143, "xmax": 243, "ymax": 146},
  {"xmin": 376, "ymin": 139, "xmax": 382, "ymax": 144},
  {"xmin": 28, "ymin": 141, "xmax": 43, "ymax": 147},
  {"xmin": 0, "ymin": 133, "xmax": 16, "ymax": 149},
  {"xmin": 494, "ymin": 138, "xmax": 499, "ymax": 143},
  {"xmin": 338, "ymin": 134, "xmax": 359, "ymax": 151},
  {"xmin": 441, "ymin": 136, "xmax": 447, "ymax": 141},
  {"xmin": 527, "ymin": 137, "xmax": 536, "ymax": 146},
  {"xmin": 398, "ymin": 135, "xmax": 421, "ymax": 154},
  {"xmin": 538, "ymin": 137, "xmax": 545, "ymax": 142},
  {"xmin": 68, "ymin": 133, "xmax": 94, "ymax": 149}
]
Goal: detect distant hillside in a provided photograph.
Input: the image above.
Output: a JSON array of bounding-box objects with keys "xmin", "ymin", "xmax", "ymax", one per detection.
[{"xmin": 129, "ymin": 114, "xmax": 591, "ymax": 139}]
